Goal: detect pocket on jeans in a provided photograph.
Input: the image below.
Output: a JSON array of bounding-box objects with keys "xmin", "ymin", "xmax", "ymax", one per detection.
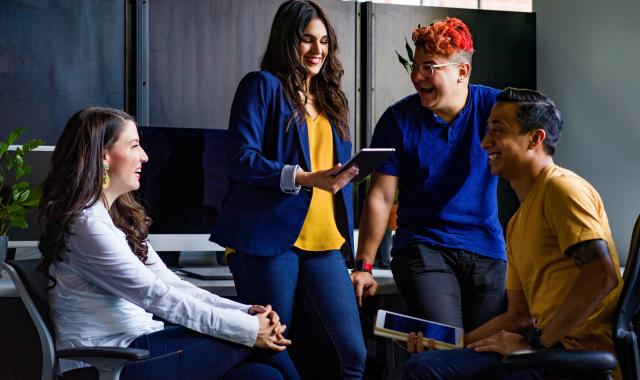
[
  {"xmin": 393, "ymin": 244, "xmax": 452, "ymax": 273},
  {"xmin": 416, "ymin": 245, "xmax": 453, "ymax": 273}
]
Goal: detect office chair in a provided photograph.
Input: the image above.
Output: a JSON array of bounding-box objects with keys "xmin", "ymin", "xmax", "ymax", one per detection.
[
  {"xmin": 2, "ymin": 259, "xmax": 149, "ymax": 380},
  {"xmin": 503, "ymin": 213, "xmax": 640, "ymax": 380}
]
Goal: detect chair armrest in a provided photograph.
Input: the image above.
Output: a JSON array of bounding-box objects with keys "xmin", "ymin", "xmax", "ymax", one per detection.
[
  {"xmin": 503, "ymin": 349, "xmax": 617, "ymax": 374},
  {"xmin": 58, "ymin": 347, "xmax": 149, "ymax": 361},
  {"xmin": 58, "ymin": 347, "xmax": 150, "ymax": 380}
]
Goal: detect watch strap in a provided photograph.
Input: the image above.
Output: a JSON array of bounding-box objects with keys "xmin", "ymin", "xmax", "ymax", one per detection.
[{"xmin": 353, "ymin": 259, "xmax": 373, "ymax": 273}]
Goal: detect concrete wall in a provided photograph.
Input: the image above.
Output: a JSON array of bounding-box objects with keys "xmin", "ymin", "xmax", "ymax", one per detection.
[{"xmin": 534, "ymin": 0, "xmax": 640, "ymax": 263}]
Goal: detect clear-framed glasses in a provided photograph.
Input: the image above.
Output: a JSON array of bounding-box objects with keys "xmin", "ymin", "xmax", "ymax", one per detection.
[{"xmin": 410, "ymin": 62, "xmax": 462, "ymax": 77}]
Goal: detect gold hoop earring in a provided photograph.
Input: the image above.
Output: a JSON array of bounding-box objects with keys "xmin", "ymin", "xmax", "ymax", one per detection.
[{"xmin": 102, "ymin": 161, "xmax": 111, "ymax": 190}]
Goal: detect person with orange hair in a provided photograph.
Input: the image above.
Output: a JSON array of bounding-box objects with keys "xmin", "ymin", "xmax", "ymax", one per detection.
[{"xmin": 352, "ymin": 18, "xmax": 507, "ymax": 334}]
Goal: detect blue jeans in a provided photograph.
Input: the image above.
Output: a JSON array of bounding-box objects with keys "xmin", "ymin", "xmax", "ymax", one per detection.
[
  {"xmin": 63, "ymin": 326, "xmax": 300, "ymax": 380},
  {"xmin": 228, "ymin": 249, "xmax": 366, "ymax": 380},
  {"xmin": 402, "ymin": 348, "xmax": 558, "ymax": 380},
  {"xmin": 391, "ymin": 244, "xmax": 507, "ymax": 331}
]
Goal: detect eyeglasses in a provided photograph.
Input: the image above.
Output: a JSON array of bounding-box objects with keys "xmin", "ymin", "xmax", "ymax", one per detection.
[{"xmin": 410, "ymin": 62, "xmax": 462, "ymax": 77}]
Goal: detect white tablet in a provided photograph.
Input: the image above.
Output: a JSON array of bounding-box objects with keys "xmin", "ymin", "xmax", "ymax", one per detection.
[{"xmin": 374, "ymin": 309, "xmax": 464, "ymax": 349}]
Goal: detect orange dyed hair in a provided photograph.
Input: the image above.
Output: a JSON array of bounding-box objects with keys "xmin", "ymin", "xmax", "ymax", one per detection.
[{"xmin": 412, "ymin": 17, "xmax": 474, "ymax": 58}]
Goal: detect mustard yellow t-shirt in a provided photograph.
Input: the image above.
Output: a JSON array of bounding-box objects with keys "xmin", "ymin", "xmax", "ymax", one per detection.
[
  {"xmin": 293, "ymin": 113, "xmax": 345, "ymax": 251},
  {"xmin": 506, "ymin": 165, "xmax": 623, "ymax": 355}
]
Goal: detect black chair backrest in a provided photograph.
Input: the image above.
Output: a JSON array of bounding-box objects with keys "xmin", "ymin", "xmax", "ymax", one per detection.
[
  {"xmin": 8, "ymin": 259, "xmax": 55, "ymax": 335},
  {"xmin": 614, "ymin": 214, "xmax": 640, "ymax": 380}
]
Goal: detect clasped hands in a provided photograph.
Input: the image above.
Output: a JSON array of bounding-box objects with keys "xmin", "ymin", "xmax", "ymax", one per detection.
[{"xmin": 249, "ymin": 304, "xmax": 291, "ymax": 351}]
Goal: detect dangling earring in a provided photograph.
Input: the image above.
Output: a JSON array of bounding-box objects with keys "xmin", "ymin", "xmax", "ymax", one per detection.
[{"xmin": 102, "ymin": 161, "xmax": 111, "ymax": 190}]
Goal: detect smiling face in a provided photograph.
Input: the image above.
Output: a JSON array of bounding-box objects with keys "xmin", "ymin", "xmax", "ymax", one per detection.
[
  {"xmin": 103, "ymin": 120, "xmax": 148, "ymax": 200},
  {"xmin": 299, "ymin": 17, "xmax": 328, "ymax": 82},
  {"xmin": 481, "ymin": 102, "xmax": 535, "ymax": 181},
  {"xmin": 411, "ymin": 47, "xmax": 469, "ymax": 120}
]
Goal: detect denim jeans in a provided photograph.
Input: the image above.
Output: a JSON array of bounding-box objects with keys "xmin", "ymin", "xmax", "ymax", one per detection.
[
  {"xmin": 391, "ymin": 244, "xmax": 507, "ymax": 331},
  {"xmin": 63, "ymin": 326, "xmax": 300, "ymax": 380},
  {"xmin": 228, "ymin": 249, "xmax": 367, "ymax": 380},
  {"xmin": 402, "ymin": 348, "xmax": 560, "ymax": 380}
]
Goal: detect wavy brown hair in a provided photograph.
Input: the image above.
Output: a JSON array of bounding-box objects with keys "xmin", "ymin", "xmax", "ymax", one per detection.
[
  {"xmin": 261, "ymin": 0, "xmax": 349, "ymax": 140},
  {"xmin": 38, "ymin": 107, "xmax": 151, "ymax": 277}
]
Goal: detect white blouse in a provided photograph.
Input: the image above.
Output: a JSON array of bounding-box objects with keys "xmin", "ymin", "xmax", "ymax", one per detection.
[{"xmin": 49, "ymin": 201, "xmax": 258, "ymax": 373}]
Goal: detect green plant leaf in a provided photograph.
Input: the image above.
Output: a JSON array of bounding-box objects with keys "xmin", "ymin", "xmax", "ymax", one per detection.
[
  {"xmin": 5, "ymin": 203, "xmax": 24, "ymax": 215},
  {"xmin": 404, "ymin": 36, "xmax": 414, "ymax": 62},
  {"xmin": 14, "ymin": 152, "xmax": 23, "ymax": 167},
  {"xmin": 15, "ymin": 189, "xmax": 30, "ymax": 203},
  {"xmin": 6, "ymin": 128, "xmax": 26, "ymax": 146},
  {"xmin": 0, "ymin": 142, "xmax": 8, "ymax": 160},
  {"xmin": 24, "ymin": 139, "xmax": 43, "ymax": 151},
  {"xmin": 0, "ymin": 127, "xmax": 42, "ymax": 231},
  {"xmin": 13, "ymin": 181, "xmax": 28, "ymax": 191},
  {"xmin": 396, "ymin": 50, "xmax": 413, "ymax": 76},
  {"xmin": 10, "ymin": 215, "xmax": 28, "ymax": 229}
]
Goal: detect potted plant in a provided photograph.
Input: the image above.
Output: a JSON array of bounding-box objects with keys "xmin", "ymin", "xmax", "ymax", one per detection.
[{"xmin": 0, "ymin": 128, "xmax": 43, "ymax": 265}]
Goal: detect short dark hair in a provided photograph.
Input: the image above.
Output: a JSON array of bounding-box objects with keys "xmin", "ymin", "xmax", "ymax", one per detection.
[{"xmin": 496, "ymin": 87, "xmax": 563, "ymax": 155}]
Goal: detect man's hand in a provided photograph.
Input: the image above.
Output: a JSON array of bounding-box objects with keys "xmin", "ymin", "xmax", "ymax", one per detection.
[
  {"xmin": 351, "ymin": 271, "xmax": 378, "ymax": 307},
  {"xmin": 295, "ymin": 164, "xmax": 358, "ymax": 194},
  {"xmin": 405, "ymin": 332, "xmax": 437, "ymax": 353},
  {"xmin": 467, "ymin": 330, "xmax": 530, "ymax": 356}
]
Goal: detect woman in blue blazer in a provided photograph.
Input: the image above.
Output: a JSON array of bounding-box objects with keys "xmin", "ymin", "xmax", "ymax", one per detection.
[{"xmin": 210, "ymin": 1, "xmax": 366, "ymax": 378}]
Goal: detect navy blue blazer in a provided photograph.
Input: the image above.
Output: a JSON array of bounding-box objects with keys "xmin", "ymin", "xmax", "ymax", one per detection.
[{"xmin": 210, "ymin": 71, "xmax": 354, "ymax": 258}]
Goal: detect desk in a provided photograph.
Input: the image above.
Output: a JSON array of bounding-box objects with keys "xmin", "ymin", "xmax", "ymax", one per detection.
[
  {"xmin": 177, "ymin": 268, "xmax": 398, "ymax": 297},
  {"xmin": 0, "ymin": 267, "xmax": 398, "ymax": 299}
]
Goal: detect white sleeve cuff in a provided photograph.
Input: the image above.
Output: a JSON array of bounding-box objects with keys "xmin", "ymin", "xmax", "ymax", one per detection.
[
  {"xmin": 280, "ymin": 164, "xmax": 301, "ymax": 195},
  {"xmin": 213, "ymin": 309, "xmax": 259, "ymax": 347}
]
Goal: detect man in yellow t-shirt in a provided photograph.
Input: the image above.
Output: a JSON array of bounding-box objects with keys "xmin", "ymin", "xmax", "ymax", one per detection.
[{"xmin": 402, "ymin": 88, "xmax": 622, "ymax": 379}]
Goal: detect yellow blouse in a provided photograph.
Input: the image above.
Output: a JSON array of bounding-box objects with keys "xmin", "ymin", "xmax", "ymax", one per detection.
[{"xmin": 293, "ymin": 113, "xmax": 345, "ymax": 251}]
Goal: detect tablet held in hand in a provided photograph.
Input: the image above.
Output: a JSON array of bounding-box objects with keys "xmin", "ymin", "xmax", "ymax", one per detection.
[
  {"xmin": 374, "ymin": 309, "xmax": 464, "ymax": 350},
  {"xmin": 336, "ymin": 148, "xmax": 395, "ymax": 183}
]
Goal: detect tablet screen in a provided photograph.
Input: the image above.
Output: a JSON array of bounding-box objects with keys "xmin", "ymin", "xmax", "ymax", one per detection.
[{"xmin": 384, "ymin": 313, "xmax": 458, "ymax": 345}]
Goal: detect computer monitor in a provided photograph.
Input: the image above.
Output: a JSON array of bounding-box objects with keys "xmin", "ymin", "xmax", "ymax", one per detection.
[
  {"xmin": 7, "ymin": 126, "xmax": 228, "ymax": 255},
  {"xmin": 137, "ymin": 126, "xmax": 227, "ymax": 252}
]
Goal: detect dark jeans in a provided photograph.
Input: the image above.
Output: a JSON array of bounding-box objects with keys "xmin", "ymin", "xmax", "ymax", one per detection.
[
  {"xmin": 228, "ymin": 249, "xmax": 367, "ymax": 380},
  {"xmin": 391, "ymin": 244, "xmax": 507, "ymax": 331},
  {"xmin": 63, "ymin": 326, "xmax": 299, "ymax": 380},
  {"xmin": 402, "ymin": 348, "xmax": 562, "ymax": 380}
]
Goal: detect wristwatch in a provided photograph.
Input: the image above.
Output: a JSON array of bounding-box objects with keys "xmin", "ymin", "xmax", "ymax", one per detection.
[
  {"xmin": 353, "ymin": 259, "xmax": 373, "ymax": 274},
  {"xmin": 523, "ymin": 327, "xmax": 545, "ymax": 349}
]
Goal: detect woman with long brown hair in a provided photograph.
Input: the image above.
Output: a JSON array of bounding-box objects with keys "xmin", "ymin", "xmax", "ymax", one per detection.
[
  {"xmin": 39, "ymin": 107, "xmax": 299, "ymax": 379},
  {"xmin": 210, "ymin": 1, "xmax": 366, "ymax": 378}
]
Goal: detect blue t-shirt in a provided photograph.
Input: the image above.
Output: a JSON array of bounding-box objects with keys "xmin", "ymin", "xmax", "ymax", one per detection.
[{"xmin": 371, "ymin": 84, "xmax": 506, "ymax": 260}]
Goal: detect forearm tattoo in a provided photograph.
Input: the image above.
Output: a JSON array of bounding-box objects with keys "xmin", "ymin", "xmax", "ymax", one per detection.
[{"xmin": 565, "ymin": 239, "xmax": 610, "ymax": 267}]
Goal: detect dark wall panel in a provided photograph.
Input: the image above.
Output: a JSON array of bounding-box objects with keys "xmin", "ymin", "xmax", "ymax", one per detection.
[
  {"xmin": 0, "ymin": 0, "xmax": 125, "ymax": 144},
  {"xmin": 371, "ymin": 5, "xmax": 535, "ymax": 124},
  {"xmin": 148, "ymin": 0, "xmax": 357, "ymax": 138}
]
